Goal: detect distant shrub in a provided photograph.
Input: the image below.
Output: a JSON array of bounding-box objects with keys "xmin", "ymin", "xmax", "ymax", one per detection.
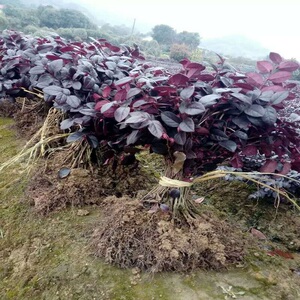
[
  {"xmin": 23, "ymin": 25, "xmax": 38, "ymax": 34},
  {"xmin": 72, "ymin": 28, "xmax": 87, "ymax": 41},
  {"xmin": 170, "ymin": 43, "xmax": 191, "ymax": 61},
  {"xmin": 141, "ymin": 40, "xmax": 161, "ymax": 57},
  {"xmin": 190, "ymin": 48, "xmax": 203, "ymax": 62}
]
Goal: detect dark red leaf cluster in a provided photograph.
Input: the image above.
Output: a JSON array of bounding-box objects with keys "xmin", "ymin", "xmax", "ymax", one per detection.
[{"xmin": 1, "ymin": 30, "xmax": 300, "ymax": 175}]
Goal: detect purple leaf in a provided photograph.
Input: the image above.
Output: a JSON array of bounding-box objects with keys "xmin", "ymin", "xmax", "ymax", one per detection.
[
  {"xmin": 161, "ymin": 111, "xmax": 181, "ymax": 127},
  {"xmin": 60, "ymin": 118, "xmax": 74, "ymax": 130},
  {"xmin": 29, "ymin": 65, "xmax": 45, "ymax": 75},
  {"xmin": 148, "ymin": 120, "xmax": 165, "ymax": 138},
  {"xmin": 132, "ymin": 99, "xmax": 147, "ymax": 108},
  {"xmin": 48, "ymin": 59, "xmax": 63, "ymax": 74},
  {"xmin": 174, "ymin": 131, "xmax": 186, "ymax": 145},
  {"xmin": 43, "ymin": 85, "xmax": 63, "ymax": 96},
  {"xmin": 114, "ymin": 89, "xmax": 127, "ymax": 101},
  {"xmin": 278, "ymin": 61, "xmax": 299, "ymax": 72},
  {"xmin": 180, "ymin": 86, "xmax": 195, "ymax": 100},
  {"xmin": 184, "ymin": 102, "xmax": 205, "ymax": 116},
  {"xmin": 232, "ymin": 93, "xmax": 252, "ymax": 105},
  {"xmin": 114, "ymin": 106, "xmax": 130, "ymax": 122},
  {"xmin": 179, "ymin": 118, "xmax": 194, "ymax": 132},
  {"xmin": 231, "ymin": 154, "xmax": 243, "ymax": 168},
  {"xmin": 36, "ymin": 44, "xmax": 53, "ymax": 53},
  {"xmin": 246, "ymin": 72, "xmax": 264, "ymax": 88},
  {"xmin": 279, "ymin": 162, "xmax": 291, "ymax": 175},
  {"xmin": 242, "ymin": 145, "xmax": 258, "ymax": 155},
  {"xmin": 95, "ymin": 100, "xmax": 110, "ymax": 112},
  {"xmin": 125, "ymin": 112, "xmax": 150, "ymax": 124},
  {"xmin": 270, "ymin": 91, "xmax": 289, "ymax": 105},
  {"xmin": 66, "ymin": 95, "xmax": 81, "ymax": 108},
  {"xmin": 260, "ymin": 160, "xmax": 277, "ymax": 173},
  {"xmin": 261, "ymin": 85, "xmax": 285, "ymax": 93},
  {"xmin": 244, "ymin": 104, "xmax": 265, "ymax": 117},
  {"xmin": 234, "ymin": 130, "xmax": 248, "ymax": 140},
  {"xmin": 256, "ymin": 61, "xmax": 273, "ymax": 73},
  {"xmin": 219, "ymin": 140, "xmax": 237, "ymax": 152},
  {"xmin": 269, "ymin": 52, "xmax": 282, "ymax": 64},
  {"xmin": 126, "ymin": 87, "xmax": 141, "ymax": 99},
  {"xmin": 36, "ymin": 73, "xmax": 53, "ymax": 88},
  {"xmin": 66, "ymin": 131, "xmax": 85, "ymax": 143},
  {"xmin": 126, "ymin": 130, "xmax": 140, "ymax": 145},
  {"xmin": 262, "ymin": 106, "xmax": 277, "ymax": 125},
  {"xmin": 199, "ymin": 94, "xmax": 221, "ymax": 107},
  {"xmin": 211, "ymin": 129, "xmax": 228, "ymax": 141},
  {"xmin": 114, "ymin": 76, "xmax": 133, "ymax": 86},
  {"xmin": 168, "ymin": 73, "xmax": 189, "ymax": 86},
  {"xmin": 268, "ymin": 71, "xmax": 291, "ymax": 84},
  {"xmin": 101, "ymin": 102, "xmax": 115, "ymax": 113}
]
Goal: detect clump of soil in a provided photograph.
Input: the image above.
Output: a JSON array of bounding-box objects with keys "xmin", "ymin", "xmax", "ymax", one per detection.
[
  {"xmin": 92, "ymin": 196, "xmax": 246, "ymax": 272},
  {"xmin": 0, "ymin": 98, "xmax": 19, "ymax": 117},
  {"xmin": 0, "ymin": 97, "xmax": 51, "ymax": 137},
  {"xmin": 27, "ymin": 150, "xmax": 158, "ymax": 214},
  {"xmin": 14, "ymin": 100, "xmax": 50, "ymax": 137}
]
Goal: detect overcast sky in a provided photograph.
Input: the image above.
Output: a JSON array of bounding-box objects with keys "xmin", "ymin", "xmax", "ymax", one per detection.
[{"xmin": 85, "ymin": 0, "xmax": 300, "ymax": 60}]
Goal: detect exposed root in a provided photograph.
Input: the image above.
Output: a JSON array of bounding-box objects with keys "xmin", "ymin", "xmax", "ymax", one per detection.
[
  {"xmin": 142, "ymin": 162, "xmax": 199, "ymax": 222},
  {"xmin": 92, "ymin": 196, "xmax": 245, "ymax": 272}
]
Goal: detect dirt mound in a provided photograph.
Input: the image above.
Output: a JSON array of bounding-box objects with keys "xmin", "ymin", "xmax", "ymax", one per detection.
[
  {"xmin": 27, "ymin": 152, "xmax": 157, "ymax": 214},
  {"xmin": 0, "ymin": 99, "xmax": 19, "ymax": 117},
  {"xmin": 91, "ymin": 196, "xmax": 246, "ymax": 272}
]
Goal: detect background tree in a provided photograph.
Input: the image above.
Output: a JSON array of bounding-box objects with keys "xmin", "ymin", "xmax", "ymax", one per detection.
[
  {"xmin": 58, "ymin": 9, "xmax": 95, "ymax": 29},
  {"xmin": 176, "ymin": 31, "xmax": 201, "ymax": 50},
  {"xmin": 152, "ymin": 24, "xmax": 176, "ymax": 46},
  {"xmin": 39, "ymin": 6, "xmax": 61, "ymax": 29}
]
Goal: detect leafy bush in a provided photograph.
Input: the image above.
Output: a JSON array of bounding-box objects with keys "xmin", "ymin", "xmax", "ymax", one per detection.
[
  {"xmin": 1, "ymin": 30, "xmax": 300, "ymax": 181},
  {"xmin": 170, "ymin": 44, "xmax": 191, "ymax": 61},
  {"xmin": 219, "ymin": 166, "xmax": 300, "ymax": 201}
]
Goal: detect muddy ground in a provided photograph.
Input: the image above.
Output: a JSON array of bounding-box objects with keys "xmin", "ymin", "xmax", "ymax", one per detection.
[{"xmin": 1, "ymin": 117, "xmax": 300, "ymax": 300}]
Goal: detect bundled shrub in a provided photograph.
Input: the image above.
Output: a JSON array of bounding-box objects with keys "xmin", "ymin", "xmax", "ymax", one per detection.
[{"xmin": 1, "ymin": 30, "xmax": 300, "ymax": 203}]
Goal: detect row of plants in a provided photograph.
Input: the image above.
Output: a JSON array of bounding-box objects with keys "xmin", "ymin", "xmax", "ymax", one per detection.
[{"xmin": 1, "ymin": 30, "xmax": 300, "ymax": 209}]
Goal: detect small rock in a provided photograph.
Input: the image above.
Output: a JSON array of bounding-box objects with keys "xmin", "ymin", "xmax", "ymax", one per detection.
[
  {"xmin": 131, "ymin": 267, "xmax": 140, "ymax": 275},
  {"xmin": 77, "ymin": 209, "xmax": 89, "ymax": 216}
]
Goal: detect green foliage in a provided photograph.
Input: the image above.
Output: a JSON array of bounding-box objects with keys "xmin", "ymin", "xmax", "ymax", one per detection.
[
  {"xmin": 101, "ymin": 23, "xmax": 132, "ymax": 37},
  {"xmin": 176, "ymin": 31, "xmax": 200, "ymax": 49},
  {"xmin": 152, "ymin": 24, "xmax": 176, "ymax": 45},
  {"xmin": 39, "ymin": 6, "xmax": 62, "ymax": 29},
  {"xmin": 38, "ymin": 6, "xmax": 95, "ymax": 29},
  {"xmin": 169, "ymin": 43, "xmax": 191, "ymax": 61},
  {"xmin": 292, "ymin": 69, "xmax": 300, "ymax": 81},
  {"xmin": 72, "ymin": 28, "xmax": 87, "ymax": 41},
  {"xmin": 2, "ymin": 5, "xmax": 23, "ymax": 18},
  {"xmin": 23, "ymin": 24, "xmax": 38, "ymax": 34},
  {"xmin": 190, "ymin": 48, "xmax": 203, "ymax": 62},
  {"xmin": 57, "ymin": 9, "xmax": 95, "ymax": 29},
  {"xmin": 140, "ymin": 39, "xmax": 161, "ymax": 57},
  {"xmin": 56, "ymin": 28, "xmax": 74, "ymax": 40}
]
